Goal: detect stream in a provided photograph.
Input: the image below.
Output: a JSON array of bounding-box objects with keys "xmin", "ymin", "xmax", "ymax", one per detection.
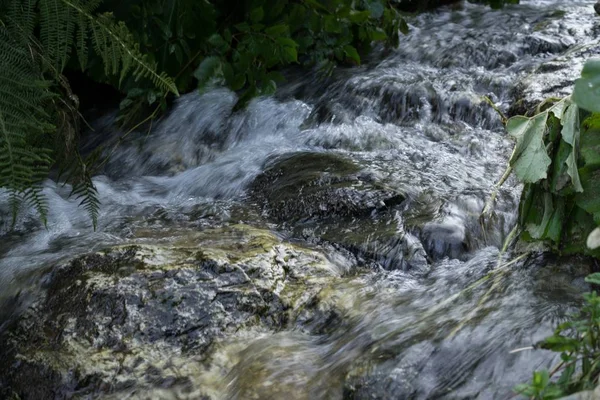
[{"xmin": 1, "ymin": 1, "xmax": 600, "ymax": 399}]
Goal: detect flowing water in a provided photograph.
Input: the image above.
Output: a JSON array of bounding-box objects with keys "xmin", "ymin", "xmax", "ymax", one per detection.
[{"xmin": 1, "ymin": 1, "xmax": 600, "ymax": 399}]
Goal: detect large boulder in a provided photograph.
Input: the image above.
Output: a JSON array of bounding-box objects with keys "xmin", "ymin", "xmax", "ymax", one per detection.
[{"xmin": 0, "ymin": 225, "xmax": 349, "ymax": 399}]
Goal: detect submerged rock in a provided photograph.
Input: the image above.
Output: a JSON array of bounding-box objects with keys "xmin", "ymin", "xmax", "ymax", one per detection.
[
  {"xmin": 0, "ymin": 225, "xmax": 350, "ymax": 399},
  {"xmin": 250, "ymin": 152, "xmax": 433, "ymax": 271},
  {"xmin": 251, "ymin": 152, "xmax": 405, "ymax": 223}
]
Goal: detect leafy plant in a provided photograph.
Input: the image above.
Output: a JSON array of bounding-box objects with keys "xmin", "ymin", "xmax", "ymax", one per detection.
[
  {"xmin": 192, "ymin": 0, "xmax": 408, "ymax": 106},
  {"xmin": 515, "ymin": 273, "xmax": 600, "ymax": 399},
  {"xmin": 484, "ymin": 58, "xmax": 600, "ymax": 256},
  {"xmin": 0, "ymin": 0, "xmax": 178, "ymax": 228}
]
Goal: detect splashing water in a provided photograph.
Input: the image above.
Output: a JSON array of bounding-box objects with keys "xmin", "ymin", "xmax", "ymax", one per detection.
[{"xmin": 1, "ymin": 1, "xmax": 599, "ymax": 398}]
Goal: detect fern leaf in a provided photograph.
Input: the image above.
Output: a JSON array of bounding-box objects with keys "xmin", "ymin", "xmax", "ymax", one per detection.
[
  {"xmin": 0, "ymin": 28, "xmax": 54, "ymax": 225},
  {"xmin": 0, "ymin": 113, "xmax": 51, "ymax": 226},
  {"xmin": 39, "ymin": 0, "xmax": 76, "ymax": 71},
  {"xmin": 7, "ymin": 0, "xmax": 39, "ymax": 40},
  {"xmin": 73, "ymin": 0, "xmax": 102, "ymax": 70},
  {"xmin": 69, "ymin": 171, "xmax": 99, "ymax": 230},
  {"xmin": 57, "ymin": 0, "xmax": 178, "ymax": 95}
]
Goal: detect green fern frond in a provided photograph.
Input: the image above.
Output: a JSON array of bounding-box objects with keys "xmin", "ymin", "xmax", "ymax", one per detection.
[
  {"xmin": 0, "ymin": 28, "xmax": 54, "ymax": 225},
  {"xmin": 39, "ymin": 0, "xmax": 76, "ymax": 72},
  {"xmin": 90, "ymin": 13, "xmax": 179, "ymax": 94},
  {"xmin": 74, "ymin": 0, "xmax": 102, "ymax": 70},
  {"xmin": 0, "ymin": 0, "xmax": 178, "ymax": 228},
  {"xmin": 6, "ymin": 0, "xmax": 38, "ymax": 40},
  {"xmin": 0, "ymin": 113, "xmax": 52, "ymax": 226},
  {"xmin": 58, "ymin": 0, "xmax": 178, "ymax": 95},
  {"xmin": 69, "ymin": 164, "xmax": 100, "ymax": 230}
]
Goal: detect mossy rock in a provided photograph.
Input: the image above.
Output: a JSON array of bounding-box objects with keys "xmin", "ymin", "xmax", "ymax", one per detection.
[{"xmin": 0, "ymin": 225, "xmax": 349, "ymax": 399}]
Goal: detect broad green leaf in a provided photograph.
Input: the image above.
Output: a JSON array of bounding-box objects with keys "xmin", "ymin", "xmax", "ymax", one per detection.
[
  {"xmin": 250, "ymin": 7, "xmax": 264, "ymax": 23},
  {"xmin": 561, "ymin": 103, "xmax": 583, "ymax": 192},
  {"xmin": 367, "ymin": 0, "xmax": 385, "ymax": 18},
  {"xmin": 585, "ymin": 271, "xmax": 600, "ymax": 284},
  {"xmin": 303, "ymin": 0, "xmax": 328, "ymax": 12},
  {"xmin": 518, "ymin": 183, "xmax": 535, "ymax": 227},
  {"xmin": 295, "ymin": 35, "xmax": 314, "ymax": 50},
  {"xmin": 275, "ymin": 37, "xmax": 297, "ymax": 48},
  {"xmin": 266, "ymin": 71, "xmax": 286, "ymax": 83},
  {"xmin": 547, "ymin": 97, "xmax": 567, "ymax": 119},
  {"xmin": 324, "ymin": 16, "xmax": 342, "ymax": 33},
  {"xmin": 549, "ymin": 139, "xmax": 571, "ymax": 193},
  {"xmin": 147, "ymin": 91, "xmax": 157, "ymax": 105},
  {"xmin": 265, "ymin": 24, "xmax": 289, "ymax": 36},
  {"xmin": 343, "ymin": 45, "xmax": 360, "ymax": 65},
  {"xmin": 399, "ymin": 19, "xmax": 409, "ymax": 35},
  {"xmin": 348, "ymin": 10, "xmax": 371, "ymax": 23},
  {"xmin": 545, "ymin": 197, "xmax": 565, "ymax": 243},
  {"xmin": 573, "ymin": 59, "xmax": 600, "ymax": 113},
  {"xmin": 223, "ymin": 29, "xmax": 233, "ymax": 45},
  {"xmin": 526, "ymin": 192, "xmax": 553, "ymax": 239},
  {"xmin": 539, "ymin": 335, "xmax": 579, "ymax": 352},
  {"xmin": 229, "ymin": 73, "xmax": 246, "ymax": 91},
  {"xmin": 507, "ymin": 112, "xmax": 551, "ymax": 183},
  {"xmin": 580, "ymin": 115, "xmax": 600, "ymax": 168},
  {"xmin": 576, "ymin": 167, "xmax": 600, "ymax": 217},
  {"xmin": 261, "ymin": 79, "xmax": 277, "ymax": 95},
  {"xmin": 369, "ymin": 29, "xmax": 387, "ymax": 41},
  {"xmin": 276, "ymin": 37, "xmax": 298, "ymax": 62},
  {"xmin": 533, "ymin": 370, "xmax": 550, "ymax": 388},
  {"xmin": 208, "ymin": 34, "xmax": 229, "ymax": 53},
  {"xmin": 235, "ymin": 22, "xmax": 251, "ymax": 32},
  {"xmin": 267, "ymin": 0, "xmax": 288, "ymax": 19}
]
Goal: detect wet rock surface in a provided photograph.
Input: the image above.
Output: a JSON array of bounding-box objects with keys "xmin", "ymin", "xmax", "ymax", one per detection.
[
  {"xmin": 0, "ymin": 225, "xmax": 351, "ymax": 399},
  {"xmin": 507, "ymin": 3, "xmax": 600, "ymax": 116},
  {"xmin": 1, "ymin": 1, "xmax": 599, "ymax": 399},
  {"xmin": 250, "ymin": 152, "xmax": 433, "ymax": 272},
  {"xmin": 251, "ymin": 152, "xmax": 405, "ymax": 223}
]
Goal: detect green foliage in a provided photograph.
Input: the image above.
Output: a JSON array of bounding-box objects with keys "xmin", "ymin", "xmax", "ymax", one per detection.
[
  {"xmin": 0, "ymin": 27, "xmax": 55, "ymax": 225},
  {"xmin": 190, "ymin": 0, "xmax": 407, "ymax": 105},
  {"xmin": 512, "ymin": 60, "xmax": 600, "ymax": 397},
  {"xmin": 515, "ymin": 276, "xmax": 600, "ymax": 399},
  {"xmin": 509, "ymin": 97, "xmax": 586, "ymax": 247},
  {"xmin": 498, "ymin": 58, "xmax": 600, "ymax": 255},
  {"xmin": 573, "ymin": 59, "xmax": 600, "ymax": 114},
  {"xmin": 0, "ymin": 0, "xmax": 178, "ymax": 227}
]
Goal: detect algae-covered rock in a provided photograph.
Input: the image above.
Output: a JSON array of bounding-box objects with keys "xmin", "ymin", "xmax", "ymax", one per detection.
[
  {"xmin": 294, "ymin": 212, "xmax": 430, "ymax": 273},
  {"xmin": 249, "ymin": 152, "xmax": 431, "ymax": 271},
  {"xmin": 251, "ymin": 152, "xmax": 405, "ymax": 223},
  {"xmin": 0, "ymin": 225, "xmax": 348, "ymax": 400}
]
